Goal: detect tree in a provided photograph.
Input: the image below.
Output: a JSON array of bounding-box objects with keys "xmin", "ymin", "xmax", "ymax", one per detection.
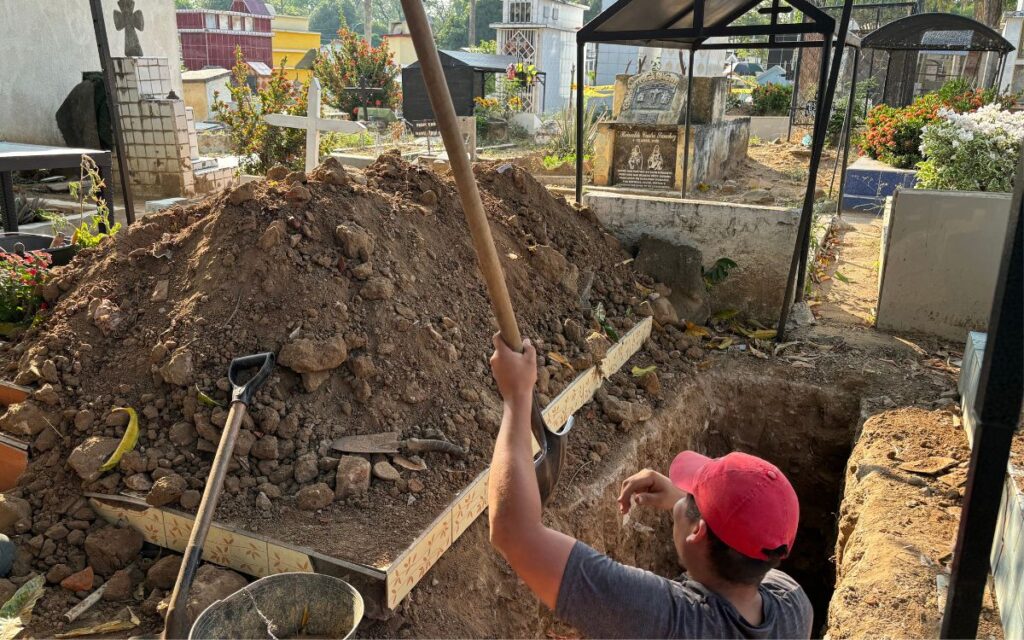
[
  {"xmin": 469, "ymin": 0, "xmax": 477, "ymax": 46},
  {"xmin": 364, "ymin": 0, "xmax": 373, "ymax": 42},
  {"xmin": 312, "ymin": 27, "xmax": 401, "ymax": 115},
  {"xmin": 973, "ymin": 0, "xmax": 1002, "ymax": 26}
]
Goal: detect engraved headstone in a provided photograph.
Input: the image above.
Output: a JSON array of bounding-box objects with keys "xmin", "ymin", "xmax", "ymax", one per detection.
[
  {"xmin": 113, "ymin": 0, "xmax": 145, "ymax": 57},
  {"xmin": 611, "ymin": 127, "xmax": 677, "ymax": 189},
  {"xmin": 619, "ymin": 71, "xmax": 687, "ymax": 125}
]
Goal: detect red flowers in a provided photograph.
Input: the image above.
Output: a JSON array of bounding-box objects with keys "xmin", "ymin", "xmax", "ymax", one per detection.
[{"xmin": 0, "ymin": 249, "xmax": 52, "ymax": 323}]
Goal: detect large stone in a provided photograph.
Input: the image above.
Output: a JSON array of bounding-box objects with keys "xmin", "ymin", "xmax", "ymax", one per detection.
[
  {"xmin": 60, "ymin": 566, "xmax": 94, "ymax": 592},
  {"xmin": 160, "ymin": 349, "xmax": 194, "ymax": 386},
  {"xmin": 102, "ymin": 568, "xmax": 134, "ymax": 601},
  {"xmin": 0, "ymin": 401, "xmax": 55, "ymax": 437},
  {"xmin": 227, "ymin": 181, "xmax": 257, "ymax": 205},
  {"xmin": 146, "ymin": 555, "xmax": 183, "ymax": 590},
  {"xmin": 602, "ymin": 397, "xmax": 654, "ymax": 424},
  {"xmin": 85, "ymin": 526, "xmax": 143, "ymax": 576},
  {"xmin": 92, "ymin": 299, "xmax": 124, "ymax": 336},
  {"xmin": 67, "ymin": 436, "xmax": 119, "ymax": 482},
  {"xmin": 335, "ymin": 456, "xmax": 371, "ymax": 498},
  {"xmin": 311, "ymin": 157, "xmax": 350, "ymax": 186},
  {"xmin": 634, "ymin": 236, "xmax": 710, "ymax": 325},
  {"xmin": 0, "ymin": 495, "xmax": 31, "ymax": 535},
  {"xmin": 293, "ymin": 453, "xmax": 319, "ymax": 484},
  {"xmin": 174, "ymin": 565, "xmax": 247, "ymax": 625},
  {"xmin": 334, "ymin": 223, "xmax": 375, "ymax": 260},
  {"xmin": 296, "ymin": 483, "xmax": 334, "ymax": 511},
  {"xmin": 146, "ymin": 474, "xmax": 187, "ymax": 507},
  {"xmin": 532, "ymin": 245, "xmax": 578, "ymax": 292},
  {"xmin": 360, "ymin": 277, "xmax": 394, "ymax": 301},
  {"xmin": 279, "ymin": 336, "xmax": 347, "ymax": 373}
]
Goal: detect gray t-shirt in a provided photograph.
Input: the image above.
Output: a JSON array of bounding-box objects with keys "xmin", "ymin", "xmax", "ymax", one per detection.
[{"xmin": 556, "ymin": 541, "xmax": 813, "ymax": 639}]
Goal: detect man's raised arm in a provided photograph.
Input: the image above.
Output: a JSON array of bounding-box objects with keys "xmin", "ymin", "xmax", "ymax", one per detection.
[{"xmin": 487, "ymin": 334, "xmax": 576, "ymax": 609}]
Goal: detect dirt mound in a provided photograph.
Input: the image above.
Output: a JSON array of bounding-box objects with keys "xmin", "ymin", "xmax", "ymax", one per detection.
[{"xmin": 1, "ymin": 150, "xmax": 699, "ymax": 608}]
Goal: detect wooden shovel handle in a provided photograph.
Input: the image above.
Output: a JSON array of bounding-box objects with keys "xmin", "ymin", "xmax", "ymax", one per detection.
[{"xmin": 399, "ymin": 0, "xmax": 523, "ymax": 352}]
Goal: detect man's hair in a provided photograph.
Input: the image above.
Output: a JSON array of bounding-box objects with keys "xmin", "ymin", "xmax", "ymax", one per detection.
[{"xmin": 685, "ymin": 497, "xmax": 787, "ymax": 585}]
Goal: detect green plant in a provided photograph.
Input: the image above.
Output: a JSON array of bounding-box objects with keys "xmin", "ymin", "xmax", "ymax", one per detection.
[
  {"xmin": 212, "ymin": 48, "xmax": 310, "ymax": 174},
  {"xmin": 916, "ymin": 105, "xmax": 1024, "ymax": 192},
  {"xmin": 12, "ymin": 195, "xmax": 45, "ymax": 227},
  {"xmin": 751, "ymin": 82, "xmax": 792, "ymax": 116},
  {"xmin": 541, "ymin": 153, "xmax": 588, "ymax": 170},
  {"xmin": 312, "ymin": 28, "xmax": 401, "ymax": 119},
  {"xmin": 702, "ymin": 257, "xmax": 738, "ymax": 289},
  {"xmin": 69, "ymin": 155, "xmax": 121, "ymax": 247},
  {"xmin": 547, "ymin": 97, "xmax": 604, "ymax": 158},
  {"xmin": 749, "ymin": 135, "xmax": 762, "ymax": 146},
  {"xmin": 320, "ymin": 130, "xmax": 373, "ymax": 153}
]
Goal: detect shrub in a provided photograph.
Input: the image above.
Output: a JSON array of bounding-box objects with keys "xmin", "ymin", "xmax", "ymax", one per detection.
[
  {"xmin": 547, "ymin": 98, "xmax": 603, "ymax": 158},
  {"xmin": 916, "ymin": 105, "xmax": 1024, "ymax": 192},
  {"xmin": 857, "ymin": 79, "xmax": 1020, "ymax": 169},
  {"xmin": 312, "ymin": 28, "xmax": 401, "ymax": 118},
  {"xmin": 212, "ymin": 48, "xmax": 309, "ymax": 174},
  {"xmin": 0, "ymin": 251, "xmax": 51, "ymax": 324},
  {"xmin": 751, "ymin": 83, "xmax": 792, "ymax": 116}
]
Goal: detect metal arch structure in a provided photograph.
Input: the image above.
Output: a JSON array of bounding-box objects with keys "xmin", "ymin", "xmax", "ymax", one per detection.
[
  {"xmin": 572, "ymin": 0, "xmax": 860, "ymax": 342},
  {"xmin": 861, "ymin": 12, "xmax": 1015, "ymax": 107}
]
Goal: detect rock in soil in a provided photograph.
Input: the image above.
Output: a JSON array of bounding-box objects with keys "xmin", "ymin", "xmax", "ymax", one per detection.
[
  {"xmin": 147, "ymin": 474, "xmax": 188, "ymax": 507},
  {"xmin": 0, "ymin": 496, "xmax": 31, "ymax": 535},
  {"xmin": 102, "ymin": 568, "xmax": 133, "ymax": 601},
  {"xmin": 336, "ymin": 456, "xmax": 371, "ymax": 498},
  {"xmin": 147, "ymin": 555, "xmax": 183, "ymax": 590},
  {"xmin": 296, "ymin": 483, "xmax": 334, "ymax": 511},
  {"xmin": 85, "ymin": 526, "xmax": 143, "ymax": 576},
  {"xmin": 67, "ymin": 436, "xmax": 119, "ymax": 482},
  {"xmin": 0, "ymin": 401, "xmax": 55, "ymax": 437},
  {"xmin": 171, "ymin": 564, "xmax": 247, "ymax": 626},
  {"xmin": 60, "ymin": 565, "xmax": 94, "ymax": 591}
]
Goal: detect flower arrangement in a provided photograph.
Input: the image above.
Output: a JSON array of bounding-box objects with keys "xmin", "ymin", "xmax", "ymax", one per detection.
[
  {"xmin": 857, "ymin": 79, "xmax": 1019, "ymax": 169},
  {"xmin": 0, "ymin": 250, "xmax": 51, "ymax": 324},
  {"xmin": 916, "ymin": 105, "xmax": 1024, "ymax": 192},
  {"xmin": 506, "ymin": 62, "xmax": 538, "ymax": 86}
]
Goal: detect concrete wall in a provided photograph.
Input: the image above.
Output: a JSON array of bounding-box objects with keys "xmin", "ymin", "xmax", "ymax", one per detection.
[
  {"xmin": 728, "ymin": 115, "xmax": 789, "ymax": 141},
  {"xmin": 0, "ymin": 0, "xmax": 183, "ymax": 146},
  {"xmin": 582, "ymin": 192, "xmax": 799, "ymax": 321},
  {"xmin": 877, "ymin": 189, "xmax": 1012, "ymax": 341}
]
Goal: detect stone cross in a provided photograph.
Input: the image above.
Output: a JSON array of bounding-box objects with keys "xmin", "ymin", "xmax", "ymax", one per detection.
[
  {"xmin": 113, "ymin": 0, "xmax": 145, "ymax": 57},
  {"xmin": 264, "ymin": 78, "xmax": 368, "ymax": 173}
]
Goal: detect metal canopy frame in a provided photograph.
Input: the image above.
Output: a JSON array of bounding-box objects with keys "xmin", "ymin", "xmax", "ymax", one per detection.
[{"xmin": 574, "ymin": 0, "xmax": 859, "ymax": 342}]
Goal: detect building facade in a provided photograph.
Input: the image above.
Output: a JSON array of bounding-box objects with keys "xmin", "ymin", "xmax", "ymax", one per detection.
[
  {"xmin": 177, "ymin": 0, "xmax": 272, "ymax": 72},
  {"xmin": 492, "ymin": 0, "xmax": 586, "ymax": 113},
  {"xmin": 272, "ymin": 14, "xmax": 320, "ymax": 83}
]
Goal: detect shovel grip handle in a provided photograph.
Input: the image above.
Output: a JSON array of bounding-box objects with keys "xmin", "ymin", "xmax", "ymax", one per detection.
[{"xmin": 229, "ymin": 352, "xmax": 275, "ymax": 405}]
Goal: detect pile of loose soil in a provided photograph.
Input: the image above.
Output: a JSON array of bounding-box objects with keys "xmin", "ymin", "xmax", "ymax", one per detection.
[{"xmin": 0, "ymin": 152, "xmax": 708, "ymax": 630}]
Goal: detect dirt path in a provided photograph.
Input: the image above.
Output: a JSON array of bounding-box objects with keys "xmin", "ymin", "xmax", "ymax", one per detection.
[{"xmin": 813, "ymin": 213, "xmax": 882, "ymax": 327}]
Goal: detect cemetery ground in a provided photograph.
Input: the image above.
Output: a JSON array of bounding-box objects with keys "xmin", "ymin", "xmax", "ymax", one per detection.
[{"xmin": 0, "ymin": 148, "xmax": 1008, "ymax": 639}]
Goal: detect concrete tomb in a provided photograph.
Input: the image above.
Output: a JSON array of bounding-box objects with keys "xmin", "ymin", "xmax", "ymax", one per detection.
[{"xmin": 593, "ymin": 71, "xmax": 749, "ymax": 192}]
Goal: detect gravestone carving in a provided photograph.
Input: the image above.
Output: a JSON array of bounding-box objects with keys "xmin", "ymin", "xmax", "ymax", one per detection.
[
  {"xmin": 619, "ymin": 71, "xmax": 687, "ymax": 125},
  {"xmin": 113, "ymin": 0, "xmax": 145, "ymax": 57},
  {"xmin": 612, "ymin": 128, "xmax": 677, "ymax": 189}
]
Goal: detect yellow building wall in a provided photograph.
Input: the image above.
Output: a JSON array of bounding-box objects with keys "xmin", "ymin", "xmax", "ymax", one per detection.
[
  {"xmin": 273, "ymin": 15, "xmax": 320, "ymax": 83},
  {"xmin": 182, "ymin": 81, "xmax": 211, "ymax": 120}
]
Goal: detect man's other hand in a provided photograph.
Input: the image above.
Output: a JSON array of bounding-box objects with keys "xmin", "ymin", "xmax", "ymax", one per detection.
[
  {"xmin": 618, "ymin": 469, "xmax": 687, "ymax": 514},
  {"xmin": 490, "ymin": 333, "xmax": 537, "ymax": 405}
]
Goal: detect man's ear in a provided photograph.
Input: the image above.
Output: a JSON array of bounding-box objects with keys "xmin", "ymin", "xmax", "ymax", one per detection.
[{"xmin": 686, "ymin": 518, "xmax": 709, "ymax": 545}]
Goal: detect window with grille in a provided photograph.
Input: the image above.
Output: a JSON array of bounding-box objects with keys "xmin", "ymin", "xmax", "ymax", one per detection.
[
  {"xmin": 205, "ymin": 13, "xmax": 217, "ymax": 28},
  {"xmin": 552, "ymin": 7, "xmax": 559, "ymax": 20},
  {"xmin": 509, "ymin": 1, "xmax": 532, "ymax": 23}
]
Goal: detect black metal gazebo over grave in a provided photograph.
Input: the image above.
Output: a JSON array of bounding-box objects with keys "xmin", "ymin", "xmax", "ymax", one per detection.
[
  {"xmin": 573, "ymin": 0, "xmax": 861, "ymax": 342},
  {"xmin": 861, "ymin": 12, "xmax": 1014, "ymax": 107}
]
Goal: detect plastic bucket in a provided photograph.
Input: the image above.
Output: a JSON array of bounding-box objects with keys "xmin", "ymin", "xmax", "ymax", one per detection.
[{"xmin": 189, "ymin": 572, "xmax": 364, "ymax": 639}]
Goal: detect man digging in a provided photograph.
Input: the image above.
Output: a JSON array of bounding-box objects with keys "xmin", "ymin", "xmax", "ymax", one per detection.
[{"xmin": 488, "ymin": 335, "xmax": 813, "ymax": 639}]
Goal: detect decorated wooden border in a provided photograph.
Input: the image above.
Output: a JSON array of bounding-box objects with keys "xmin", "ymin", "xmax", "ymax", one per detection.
[{"xmin": 88, "ymin": 317, "xmax": 653, "ymax": 611}]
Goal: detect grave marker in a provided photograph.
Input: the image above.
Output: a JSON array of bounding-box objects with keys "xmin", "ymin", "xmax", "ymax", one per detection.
[
  {"xmin": 264, "ymin": 78, "xmax": 367, "ymax": 173},
  {"xmin": 113, "ymin": 0, "xmax": 145, "ymax": 57}
]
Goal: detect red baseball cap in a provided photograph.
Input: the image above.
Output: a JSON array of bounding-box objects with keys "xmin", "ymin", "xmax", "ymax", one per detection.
[{"xmin": 669, "ymin": 451, "xmax": 799, "ymax": 561}]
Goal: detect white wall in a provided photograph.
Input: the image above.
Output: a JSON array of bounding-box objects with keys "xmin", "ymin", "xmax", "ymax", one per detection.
[
  {"xmin": 877, "ymin": 189, "xmax": 1012, "ymax": 341},
  {"xmin": 0, "ymin": 0, "xmax": 183, "ymax": 146}
]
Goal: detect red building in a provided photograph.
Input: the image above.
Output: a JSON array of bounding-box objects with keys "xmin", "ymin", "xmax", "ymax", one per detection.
[{"xmin": 177, "ymin": 0, "xmax": 273, "ymax": 72}]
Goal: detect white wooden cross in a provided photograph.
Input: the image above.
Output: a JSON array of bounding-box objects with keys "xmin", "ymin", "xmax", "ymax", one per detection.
[{"xmin": 264, "ymin": 78, "xmax": 368, "ymax": 173}]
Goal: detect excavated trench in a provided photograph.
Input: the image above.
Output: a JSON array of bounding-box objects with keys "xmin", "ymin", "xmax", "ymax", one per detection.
[
  {"xmin": 381, "ymin": 374, "xmax": 861, "ymax": 638},
  {"xmin": 544, "ymin": 374, "xmax": 860, "ymax": 636}
]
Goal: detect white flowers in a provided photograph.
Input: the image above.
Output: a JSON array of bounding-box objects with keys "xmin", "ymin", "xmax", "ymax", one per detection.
[{"xmin": 917, "ymin": 104, "xmax": 1024, "ymax": 192}]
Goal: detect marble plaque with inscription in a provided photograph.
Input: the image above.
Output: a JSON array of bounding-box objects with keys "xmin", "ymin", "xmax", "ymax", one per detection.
[{"xmin": 612, "ymin": 127, "xmax": 677, "ymax": 189}]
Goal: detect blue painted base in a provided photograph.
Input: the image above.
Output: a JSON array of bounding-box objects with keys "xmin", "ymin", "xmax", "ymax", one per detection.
[{"xmin": 842, "ymin": 158, "xmax": 917, "ymax": 214}]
